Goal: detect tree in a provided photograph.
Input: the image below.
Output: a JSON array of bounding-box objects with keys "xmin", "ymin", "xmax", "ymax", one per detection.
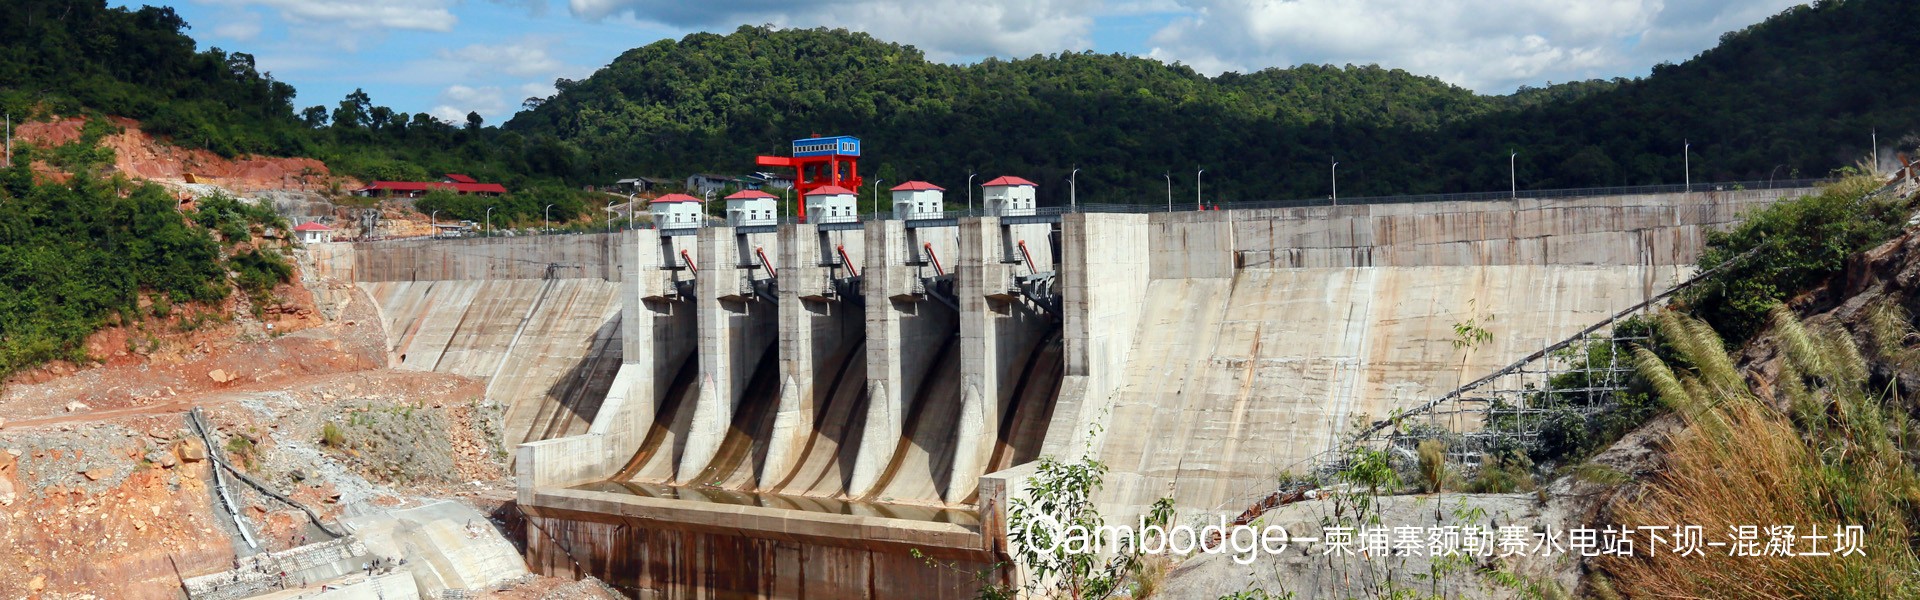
[
  {"xmin": 299, "ymin": 105, "xmax": 328, "ymax": 128},
  {"xmin": 465, "ymin": 111, "xmax": 484, "ymax": 132},
  {"xmin": 332, "ymin": 88, "xmax": 372, "ymax": 129}
]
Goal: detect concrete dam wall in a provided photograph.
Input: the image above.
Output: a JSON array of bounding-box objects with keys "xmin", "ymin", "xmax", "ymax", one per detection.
[
  {"xmin": 317, "ymin": 233, "xmax": 628, "ymax": 447},
  {"xmin": 491, "ymin": 186, "xmax": 1809, "ymax": 597}
]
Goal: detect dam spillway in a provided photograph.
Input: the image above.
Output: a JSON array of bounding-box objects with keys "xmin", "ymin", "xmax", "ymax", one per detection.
[{"xmin": 323, "ymin": 187, "xmax": 1813, "ymax": 597}]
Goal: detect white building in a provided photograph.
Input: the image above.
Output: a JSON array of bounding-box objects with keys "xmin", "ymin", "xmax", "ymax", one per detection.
[
  {"xmin": 890, "ymin": 181, "xmax": 945, "ymax": 220},
  {"xmin": 293, "ymin": 221, "xmax": 331, "ymax": 244},
  {"xmin": 805, "ymin": 185, "xmax": 860, "ymax": 224},
  {"xmin": 650, "ymin": 193, "xmax": 706, "ymax": 228},
  {"xmin": 725, "ymin": 189, "xmax": 779, "ymax": 227},
  {"xmin": 981, "ymin": 176, "xmax": 1037, "ymax": 216}
]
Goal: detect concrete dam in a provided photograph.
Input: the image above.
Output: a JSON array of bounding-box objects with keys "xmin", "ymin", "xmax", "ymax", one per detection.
[{"xmin": 332, "ymin": 186, "xmax": 1809, "ymax": 597}]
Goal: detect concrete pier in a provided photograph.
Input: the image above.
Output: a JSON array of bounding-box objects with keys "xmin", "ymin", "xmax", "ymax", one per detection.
[
  {"xmin": 847, "ymin": 220, "xmax": 961, "ymax": 501},
  {"xmin": 680, "ymin": 227, "xmax": 780, "ymax": 483},
  {"xmin": 762, "ymin": 223, "xmax": 868, "ymax": 494}
]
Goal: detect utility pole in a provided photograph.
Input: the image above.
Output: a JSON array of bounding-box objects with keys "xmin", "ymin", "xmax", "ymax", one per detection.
[
  {"xmin": 1164, "ymin": 172, "xmax": 1172, "ymax": 212},
  {"xmin": 1069, "ymin": 166, "xmax": 1079, "ymax": 212},
  {"xmin": 1196, "ymin": 169, "xmax": 1204, "ymax": 210}
]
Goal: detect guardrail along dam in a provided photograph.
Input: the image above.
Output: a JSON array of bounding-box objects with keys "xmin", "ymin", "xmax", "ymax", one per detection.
[{"xmin": 324, "ymin": 186, "xmax": 1810, "ymax": 598}]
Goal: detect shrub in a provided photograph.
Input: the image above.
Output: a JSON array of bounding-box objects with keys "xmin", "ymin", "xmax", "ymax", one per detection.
[{"xmin": 1686, "ymin": 177, "xmax": 1908, "ymax": 343}]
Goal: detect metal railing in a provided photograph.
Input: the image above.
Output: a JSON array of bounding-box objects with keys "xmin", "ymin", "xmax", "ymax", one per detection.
[{"xmin": 399, "ymin": 178, "xmax": 1831, "ymax": 242}]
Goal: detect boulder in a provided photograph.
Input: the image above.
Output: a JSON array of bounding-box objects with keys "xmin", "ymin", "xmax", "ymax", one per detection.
[{"xmin": 177, "ymin": 440, "xmax": 207, "ymax": 463}]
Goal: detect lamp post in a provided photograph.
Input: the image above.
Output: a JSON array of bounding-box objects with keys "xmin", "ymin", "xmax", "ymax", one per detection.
[
  {"xmin": 966, "ymin": 172, "xmax": 977, "ymax": 214},
  {"xmin": 1873, "ymin": 128, "xmax": 1879, "ymax": 172},
  {"xmin": 1769, "ymin": 164, "xmax": 1784, "ymax": 189},
  {"xmin": 429, "ymin": 209, "xmax": 438, "ymax": 239},
  {"xmin": 1510, "ymin": 151, "xmax": 1517, "ymax": 200},
  {"xmin": 1331, "ymin": 158, "xmax": 1339, "ymax": 206},
  {"xmin": 485, "ymin": 207, "xmax": 494, "ymax": 238},
  {"xmin": 1164, "ymin": 172, "xmax": 1172, "ymax": 212},
  {"xmin": 1196, "ymin": 168, "xmax": 1204, "ymax": 210},
  {"xmin": 1683, "ymin": 141, "xmax": 1691, "ymax": 193},
  {"xmin": 1069, "ymin": 166, "xmax": 1079, "ymax": 212},
  {"xmin": 607, "ymin": 199, "xmax": 617, "ymax": 234},
  {"xmin": 872, "ymin": 179, "xmax": 884, "ymax": 218},
  {"xmin": 545, "ymin": 204, "xmax": 554, "ymax": 235}
]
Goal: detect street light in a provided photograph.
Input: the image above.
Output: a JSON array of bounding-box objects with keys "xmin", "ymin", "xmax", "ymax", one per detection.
[
  {"xmin": 485, "ymin": 207, "xmax": 494, "ymax": 238},
  {"xmin": 1510, "ymin": 151, "xmax": 1517, "ymax": 200},
  {"xmin": 1069, "ymin": 166, "xmax": 1079, "ymax": 212},
  {"xmin": 1683, "ymin": 140, "xmax": 1691, "ymax": 193},
  {"xmin": 429, "ymin": 209, "xmax": 438, "ymax": 239},
  {"xmin": 607, "ymin": 199, "xmax": 617, "ymax": 234},
  {"xmin": 1769, "ymin": 164, "xmax": 1784, "ymax": 189},
  {"xmin": 1164, "ymin": 172, "xmax": 1172, "ymax": 212},
  {"xmin": 873, "ymin": 179, "xmax": 884, "ymax": 215},
  {"xmin": 1331, "ymin": 158, "xmax": 1339, "ymax": 206},
  {"xmin": 545, "ymin": 204, "xmax": 555, "ymax": 234},
  {"xmin": 966, "ymin": 172, "xmax": 977, "ymax": 214},
  {"xmin": 1196, "ymin": 168, "xmax": 1204, "ymax": 210}
]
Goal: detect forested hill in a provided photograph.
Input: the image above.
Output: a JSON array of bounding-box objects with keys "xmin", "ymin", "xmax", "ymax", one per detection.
[
  {"xmin": 510, "ymin": 0, "xmax": 1919, "ymax": 203},
  {"xmin": 2, "ymin": 0, "xmax": 1915, "ymax": 204}
]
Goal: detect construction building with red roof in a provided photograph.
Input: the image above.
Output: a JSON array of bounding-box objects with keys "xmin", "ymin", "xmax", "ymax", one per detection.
[{"xmin": 354, "ymin": 174, "xmax": 507, "ymax": 198}]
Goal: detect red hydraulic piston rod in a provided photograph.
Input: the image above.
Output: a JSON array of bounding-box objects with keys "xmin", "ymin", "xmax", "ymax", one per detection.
[
  {"xmin": 1017, "ymin": 240, "xmax": 1039, "ymax": 275},
  {"xmin": 924, "ymin": 242, "xmax": 945, "ymax": 276},
  {"xmin": 755, "ymin": 246, "xmax": 777, "ymax": 278},
  {"xmin": 836, "ymin": 244, "xmax": 859, "ymax": 277}
]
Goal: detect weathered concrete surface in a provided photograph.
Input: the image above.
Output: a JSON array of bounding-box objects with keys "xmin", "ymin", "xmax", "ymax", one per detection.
[
  {"xmin": 321, "ymin": 233, "xmax": 624, "ymax": 282},
  {"xmin": 363, "ymin": 279, "xmax": 622, "ymax": 446},
  {"xmin": 1151, "ymin": 188, "xmax": 1797, "ymax": 277},
  {"xmin": 522, "ymin": 486, "xmax": 997, "ymax": 599},
  {"xmin": 1091, "ymin": 265, "xmax": 1685, "ymax": 521}
]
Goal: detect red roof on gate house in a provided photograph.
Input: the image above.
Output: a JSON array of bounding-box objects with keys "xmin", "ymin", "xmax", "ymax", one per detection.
[
  {"xmin": 981, "ymin": 176, "xmax": 1036, "ymax": 187},
  {"xmin": 890, "ymin": 181, "xmax": 945, "ymax": 192},
  {"xmin": 806, "ymin": 185, "xmax": 856, "ymax": 196},
  {"xmin": 362, "ymin": 181, "xmax": 509, "ymax": 194},
  {"xmin": 725, "ymin": 190, "xmax": 777, "ymax": 200},
  {"xmin": 293, "ymin": 222, "xmax": 331, "ymax": 231},
  {"xmin": 652, "ymin": 193, "xmax": 702, "ymax": 204}
]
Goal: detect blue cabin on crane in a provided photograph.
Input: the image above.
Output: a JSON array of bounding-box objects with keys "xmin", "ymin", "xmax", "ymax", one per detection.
[{"xmin": 791, "ymin": 136, "xmax": 861, "ymax": 158}]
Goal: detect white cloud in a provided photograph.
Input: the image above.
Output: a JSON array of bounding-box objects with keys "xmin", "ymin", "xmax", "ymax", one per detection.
[
  {"xmin": 565, "ymin": 0, "xmax": 1102, "ymax": 60},
  {"xmin": 198, "ymin": 0, "xmax": 457, "ymax": 32},
  {"xmin": 429, "ymin": 85, "xmax": 507, "ymax": 123},
  {"xmin": 211, "ymin": 14, "xmax": 264, "ymax": 41},
  {"xmin": 1143, "ymin": 0, "xmax": 1803, "ymax": 92},
  {"xmin": 439, "ymin": 42, "xmax": 565, "ymax": 77}
]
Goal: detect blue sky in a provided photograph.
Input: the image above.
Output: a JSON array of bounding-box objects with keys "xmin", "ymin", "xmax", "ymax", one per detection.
[{"xmin": 112, "ymin": 0, "xmax": 1804, "ymax": 125}]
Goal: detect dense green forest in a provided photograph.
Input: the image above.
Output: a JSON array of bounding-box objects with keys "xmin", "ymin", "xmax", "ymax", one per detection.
[
  {"xmin": 510, "ymin": 0, "xmax": 1918, "ymax": 203},
  {"xmin": 2, "ymin": 0, "xmax": 1916, "ymax": 207},
  {"xmin": 0, "ymin": 132, "xmax": 292, "ymax": 378}
]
